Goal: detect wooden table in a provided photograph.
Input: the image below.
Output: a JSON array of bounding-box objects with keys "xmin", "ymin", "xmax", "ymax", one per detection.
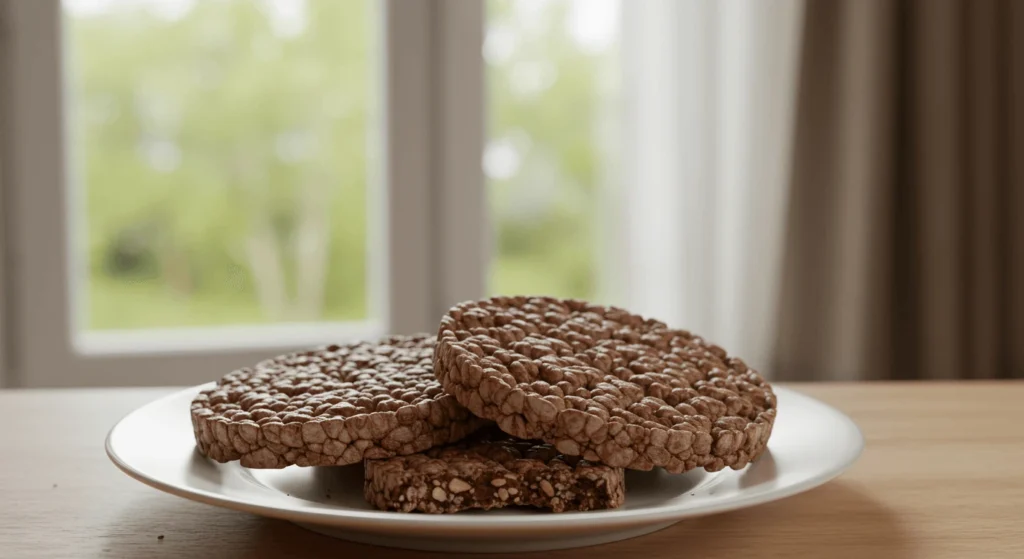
[{"xmin": 1, "ymin": 383, "xmax": 1022, "ymax": 558}]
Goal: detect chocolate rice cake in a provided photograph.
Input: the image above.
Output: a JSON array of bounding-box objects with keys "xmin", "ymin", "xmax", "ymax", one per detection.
[
  {"xmin": 191, "ymin": 335, "xmax": 487, "ymax": 468},
  {"xmin": 434, "ymin": 296, "xmax": 777, "ymax": 474},
  {"xmin": 364, "ymin": 430, "xmax": 626, "ymax": 513}
]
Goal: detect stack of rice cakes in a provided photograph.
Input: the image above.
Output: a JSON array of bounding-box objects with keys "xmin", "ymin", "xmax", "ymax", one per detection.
[{"xmin": 192, "ymin": 296, "xmax": 777, "ymax": 513}]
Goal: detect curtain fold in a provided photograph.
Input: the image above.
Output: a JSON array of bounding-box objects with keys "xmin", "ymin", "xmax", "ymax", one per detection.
[
  {"xmin": 621, "ymin": 0, "xmax": 803, "ymax": 374},
  {"xmin": 774, "ymin": 0, "xmax": 1024, "ymax": 381}
]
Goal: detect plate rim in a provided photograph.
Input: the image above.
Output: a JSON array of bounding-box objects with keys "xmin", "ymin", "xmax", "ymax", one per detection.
[{"xmin": 106, "ymin": 384, "xmax": 864, "ymax": 533}]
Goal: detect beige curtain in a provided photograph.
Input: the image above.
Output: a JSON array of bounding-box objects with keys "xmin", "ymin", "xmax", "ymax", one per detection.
[{"xmin": 774, "ymin": 0, "xmax": 1024, "ymax": 381}]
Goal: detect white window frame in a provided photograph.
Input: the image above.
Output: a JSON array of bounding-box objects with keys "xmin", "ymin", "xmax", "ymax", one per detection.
[{"xmin": 0, "ymin": 0, "xmax": 485, "ymax": 387}]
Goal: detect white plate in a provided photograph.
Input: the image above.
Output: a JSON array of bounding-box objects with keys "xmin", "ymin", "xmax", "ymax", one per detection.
[{"xmin": 107, "ymin": 384, "xmax": 862, "ymax": 553}]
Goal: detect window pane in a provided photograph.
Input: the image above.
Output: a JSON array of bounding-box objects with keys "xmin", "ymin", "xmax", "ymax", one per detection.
[
  {"xmin": 486, "ymin": 0, "xmax": 621, "ymax": 300},
  {"xmin": 64, "ymin": 0, "xmax": 377, "ymax": 330}
]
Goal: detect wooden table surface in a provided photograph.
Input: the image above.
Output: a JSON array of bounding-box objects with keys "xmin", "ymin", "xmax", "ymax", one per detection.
[{"xmin": 1, "ymin": 382, "xmax": 1022, "ymax": 558}]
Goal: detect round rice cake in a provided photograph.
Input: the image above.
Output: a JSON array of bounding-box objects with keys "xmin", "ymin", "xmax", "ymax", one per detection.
[
  {"xmin": 191, "ymin": 334, "xmax": 487, "ymax": 468},
  {"xmin": 434, "ymin": 296, "xmax": 777, "ymax": 473}
]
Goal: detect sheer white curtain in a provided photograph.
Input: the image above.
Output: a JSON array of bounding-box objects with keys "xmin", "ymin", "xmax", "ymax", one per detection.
[{"xmin": 620, "ymin": 0, "xmax": 804, "ymax": 374}]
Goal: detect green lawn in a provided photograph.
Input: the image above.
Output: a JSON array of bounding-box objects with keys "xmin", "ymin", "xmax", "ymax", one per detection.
[{"xmin": 86, "ymin": 275, "xmax": 365, "ymax": 330}]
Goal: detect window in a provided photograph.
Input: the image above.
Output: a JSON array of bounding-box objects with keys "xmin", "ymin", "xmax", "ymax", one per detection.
[
  {"xmin": 1, "ymin": 0, "xmax": 485, "ymax": 387},
  {"xmin": 1, "ymin": 0, "xmax": 632, "ymax": 387}
]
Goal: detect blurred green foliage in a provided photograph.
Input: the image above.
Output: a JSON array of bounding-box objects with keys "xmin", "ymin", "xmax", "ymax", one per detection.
[
  {"xmin": 67, "ymin": 0, "xmax": 613, "ymax": 330},
  {"xmin": 487, "ymin": 0, "xmax": 613, "ymax": 300},
  {"xmin": 70, "ymin": 0, "xmax": 372, "ymax": 328}
]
